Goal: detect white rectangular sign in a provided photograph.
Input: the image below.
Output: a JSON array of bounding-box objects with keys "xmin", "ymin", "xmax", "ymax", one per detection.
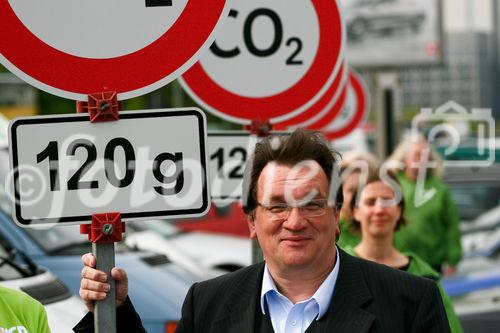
[
  {"xmin": 207, "ymin": 131, "xmax": 291, "ymax": 203},
  {"xmin": 208, "ymin": 132, "xmax": 258, "ymax": 202},
  {"xmin": 8, "ymin": 108, "xmax": 209, "ymax": 226}
]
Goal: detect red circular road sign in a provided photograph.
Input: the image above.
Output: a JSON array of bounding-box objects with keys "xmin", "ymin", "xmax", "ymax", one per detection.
[
  {"xmin": 0, "ymin": 0, "xmax": 230, "ymax": 100},
  {"xmin": 322, "ymin": 70, "xmax": 369, "ymax": 140},
  {"xmin": 180, "ymin": 0, "xmax": 345, "ymax": 124},
  {"xmin": 273, "ymin": 62, "xmax": 349, "ymax": 130}
]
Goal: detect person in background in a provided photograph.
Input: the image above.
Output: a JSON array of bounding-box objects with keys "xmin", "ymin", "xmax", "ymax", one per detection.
[
  {"xmin": 343, "ymin": 170, "xmax": 463, "ymax": 333},
  {"xmin": 388, "ymin": 135, "xmax": 462, "ymax": 276},
  {"xmin": 337, "ymin": 151, "xmax": 378, "ymax": 249},
  {"xmin": 0, "ymin": 284, "xmax": 51, "ymax": 333}
]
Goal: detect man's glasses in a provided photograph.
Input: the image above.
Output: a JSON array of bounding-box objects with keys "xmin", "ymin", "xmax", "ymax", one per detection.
[{"xmin": 256, "ymin": 198, "xmax": 330, "ymax": 221}]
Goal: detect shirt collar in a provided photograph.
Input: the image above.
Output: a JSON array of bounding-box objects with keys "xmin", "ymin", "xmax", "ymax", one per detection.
[{"xmin": 260, "ymin": 247, "xmax": 340, "ymax": 320}]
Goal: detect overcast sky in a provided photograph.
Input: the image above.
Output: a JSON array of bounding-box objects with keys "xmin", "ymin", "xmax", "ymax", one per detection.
[{"xmin": 444, "ymin": 0, "xmax": 492, "ymax": 31}]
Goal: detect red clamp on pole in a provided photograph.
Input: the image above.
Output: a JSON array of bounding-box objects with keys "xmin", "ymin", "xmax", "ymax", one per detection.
[
  {"xmin": 76, "ymin": 91, "xmax": 120, "ymax": 123},
  {"xmin": 80, "ymin": 212, "xmax": 125, "ymax": 244},
  {"xmin": 80, "ymin": 213, "xmax": 124, "ymax": 333},
  {"xmin": 244, "ymin": 119, "xmax": 272, "ymax": 138}
]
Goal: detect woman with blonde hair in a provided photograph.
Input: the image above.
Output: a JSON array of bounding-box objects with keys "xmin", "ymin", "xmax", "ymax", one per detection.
[{"xmin": 388, "ymin": 134, "xmax": 462, "ymax": 275}]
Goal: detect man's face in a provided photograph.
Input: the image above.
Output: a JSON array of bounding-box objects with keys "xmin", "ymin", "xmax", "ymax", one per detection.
[{"xmin": 247, "ymin": 161, "xmax": 339, "ymax": 272}]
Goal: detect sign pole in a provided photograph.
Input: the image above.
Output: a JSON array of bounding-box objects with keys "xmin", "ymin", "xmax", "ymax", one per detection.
[
  {"xmin": 93, "ymin": 242, "xmax": 116, "ymax": 333},
  {"xmin": 80, "ymin": 212, "xmax": 126, "ymax": 333},
  {"xmin": 77, "ymin": 93, "xmax": 123, "ymax": 333},
  {"xmin": 374, "ymin": 72, "xmax": 399, "ymax": 158}
]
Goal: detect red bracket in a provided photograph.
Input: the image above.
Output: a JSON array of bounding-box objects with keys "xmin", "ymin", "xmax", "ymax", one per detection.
[
  {"xmin": 77, "ymin": 93, "xmax": 123, "ymax": 244},
  {"xmin": 76, "ymin": 91, "xmax": 120, "ymax": 123},
  {"xmin": 244, "ymin": 119, "xmax": 272, "ymax": 137},
  {"xmin": 80, "ymin": 212, "xmax": 126, "ymax": 244}
]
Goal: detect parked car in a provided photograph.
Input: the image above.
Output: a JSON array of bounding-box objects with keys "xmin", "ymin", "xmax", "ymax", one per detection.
[
  {"xmin": 126, "ymin": 219, "xmax": 251, "ymax": 274},
  {"xmin": 0, "ymin": 206, "xmax": 202, "ymax": 333},
  {"xmin": 0, "ymin": 143, "xmax": 206, "ymax": 332},
  {"xmin": 176, "ymin": 202, "xmax": 250, "ymax": 238},
  {"xmin": 443, "ymin": 163, "xmax": 500, "ymax": 229},
  {"xmin": 0, "ymin": 232, "xmax": 87, "ymax": 332},
  {"xmin": 342, "ymin": 0, "xmax": 426, "ymax": 42},
  {"xmin": 443, "ymin": 264, "xmax": 500, "ymax": 332},
  {"xmin": 458, "ymin": 206, "xmax": 500, "ymax": 258}
]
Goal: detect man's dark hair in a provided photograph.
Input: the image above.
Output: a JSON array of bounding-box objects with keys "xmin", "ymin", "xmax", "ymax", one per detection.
[{"xmin": 242, "ymin": 128, "xmax": 343, "ymax": 215}]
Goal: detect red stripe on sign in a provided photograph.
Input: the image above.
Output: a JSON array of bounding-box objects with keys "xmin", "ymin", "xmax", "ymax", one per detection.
[
  {"xmin": 181, "ymin": 0, "xmax": 344, "ymax": 121},
  {"xmin": 0, "ymin": 0, "xmax": 226, "ymax": 98}
]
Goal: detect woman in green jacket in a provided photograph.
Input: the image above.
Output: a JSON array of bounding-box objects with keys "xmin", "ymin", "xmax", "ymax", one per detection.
[
  {"xmin": 344, "ymin": 170, "xmax": 463, "ymax": 333},
  {"xmin": 389, "ymin": 136, "xmax": 462, "ymax": 275}
]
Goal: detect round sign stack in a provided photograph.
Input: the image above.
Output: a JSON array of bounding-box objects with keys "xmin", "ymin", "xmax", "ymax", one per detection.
[{"xmin": 180, "ymin": 0, "xmax": 369, "ymax": 139}]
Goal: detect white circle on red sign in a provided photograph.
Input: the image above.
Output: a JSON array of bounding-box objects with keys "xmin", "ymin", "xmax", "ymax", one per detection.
[
  {"xmin": 9, "ymin": 0, "xmax": 189, "ymax": 59},
  {"xmin": 180, "ymin": 0, "xmax": 345, "ymax": 124},
  {"xmin": 322, "ymin": 70, "xmax": 369, "ymax": 140},
  {"xmin": 199, "ymin": 0, "xmax": 319, "ymax": 97},
  {"xmin": 0, "ymin": 0, "xmax": 230, "ymax": 100}
]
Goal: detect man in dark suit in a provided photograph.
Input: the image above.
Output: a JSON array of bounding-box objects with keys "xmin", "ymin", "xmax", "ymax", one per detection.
[{"xmin": 75, "ymin": 129, "xmax": 451, "ymax": 332}]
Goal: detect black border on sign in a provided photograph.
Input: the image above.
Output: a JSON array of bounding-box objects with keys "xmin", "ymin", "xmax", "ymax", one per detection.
[{"xmin": 10, "ymin": 109, "xmax": 209, "ymax": 225}]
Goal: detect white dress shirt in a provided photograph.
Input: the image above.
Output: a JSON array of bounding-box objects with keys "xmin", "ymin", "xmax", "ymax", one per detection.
[{"xmin": 260, "ymin": 248, "xmax": 340, "ymax": 333}]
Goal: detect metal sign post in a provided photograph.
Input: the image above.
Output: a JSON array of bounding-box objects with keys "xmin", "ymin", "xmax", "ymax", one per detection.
[
  {"xmin": 78, "ymin": 93, "xmax": 122, "ymax": 333},
  {"xmin": 93, "ymin": 241, "xmax": 116, "ymax": 333},
  {"xmin": 81, "ymin": 212, "xmax": 126, "ymax": 333}
]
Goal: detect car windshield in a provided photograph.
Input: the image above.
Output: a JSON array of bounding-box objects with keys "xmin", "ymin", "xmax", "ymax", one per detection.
[
  {"xmin": 449, "ymin": 184, "xmax": 500, "ymax": 222},
  {"xmin": 464, "ymin": 206, "xmax": 500, "ymax": 233},
  {"xmin": 25, "ymin": 225, "xmax": 92, "ymax": 254},
  {"xmin": 0, "ymin": 235, "xmax": 28, "ymax": 280},
  {"xmin": 348, "ymin": 0, "xmax": 373, "ymax": 8}
]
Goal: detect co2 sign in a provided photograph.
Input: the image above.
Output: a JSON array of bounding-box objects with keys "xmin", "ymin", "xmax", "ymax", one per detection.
[
  {"xmin": 210, "ymin": 8, "xmax": 305, "ymax": 66},
  {"xmin": 8, "ymin": 109, "xmax": 209, "ymax": 226},
  {"xmin": 180, "ymin": 0, "xmax": 344, "ymax": 124}
]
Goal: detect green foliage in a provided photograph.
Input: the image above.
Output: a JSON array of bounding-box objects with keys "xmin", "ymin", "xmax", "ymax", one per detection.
[
  {"xmin": 400, "ymin": 106, "xmax": 422, "ymax": 125},
  {"xmin": 37, "ymin": 90, "xmax": 75, "ymax": 115},
  {"xmin": 35, "ymin": 80, "xmax": 241, "ymax": 129}
]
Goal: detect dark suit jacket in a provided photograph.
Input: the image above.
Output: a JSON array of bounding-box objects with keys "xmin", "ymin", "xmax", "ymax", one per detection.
[{"xmin": 74, "ymin": 249, "xmax": 451, "ymax": 333}]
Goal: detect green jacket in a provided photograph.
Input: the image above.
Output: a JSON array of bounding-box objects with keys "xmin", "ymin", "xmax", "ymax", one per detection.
[
  {"xmin": 0, "ymin": 285, "xmax": 51, "ymax": 333},
  {"xmin": 343, "ymin": 247, "xmax": 463, "ymax": 333},
  {"xmin": 337, "ymin": 217, "xmax": 361, "ymax": 249},
  {"xmin": 393, "ymin": 173, "xmax": 462, "ymax": 269}
]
